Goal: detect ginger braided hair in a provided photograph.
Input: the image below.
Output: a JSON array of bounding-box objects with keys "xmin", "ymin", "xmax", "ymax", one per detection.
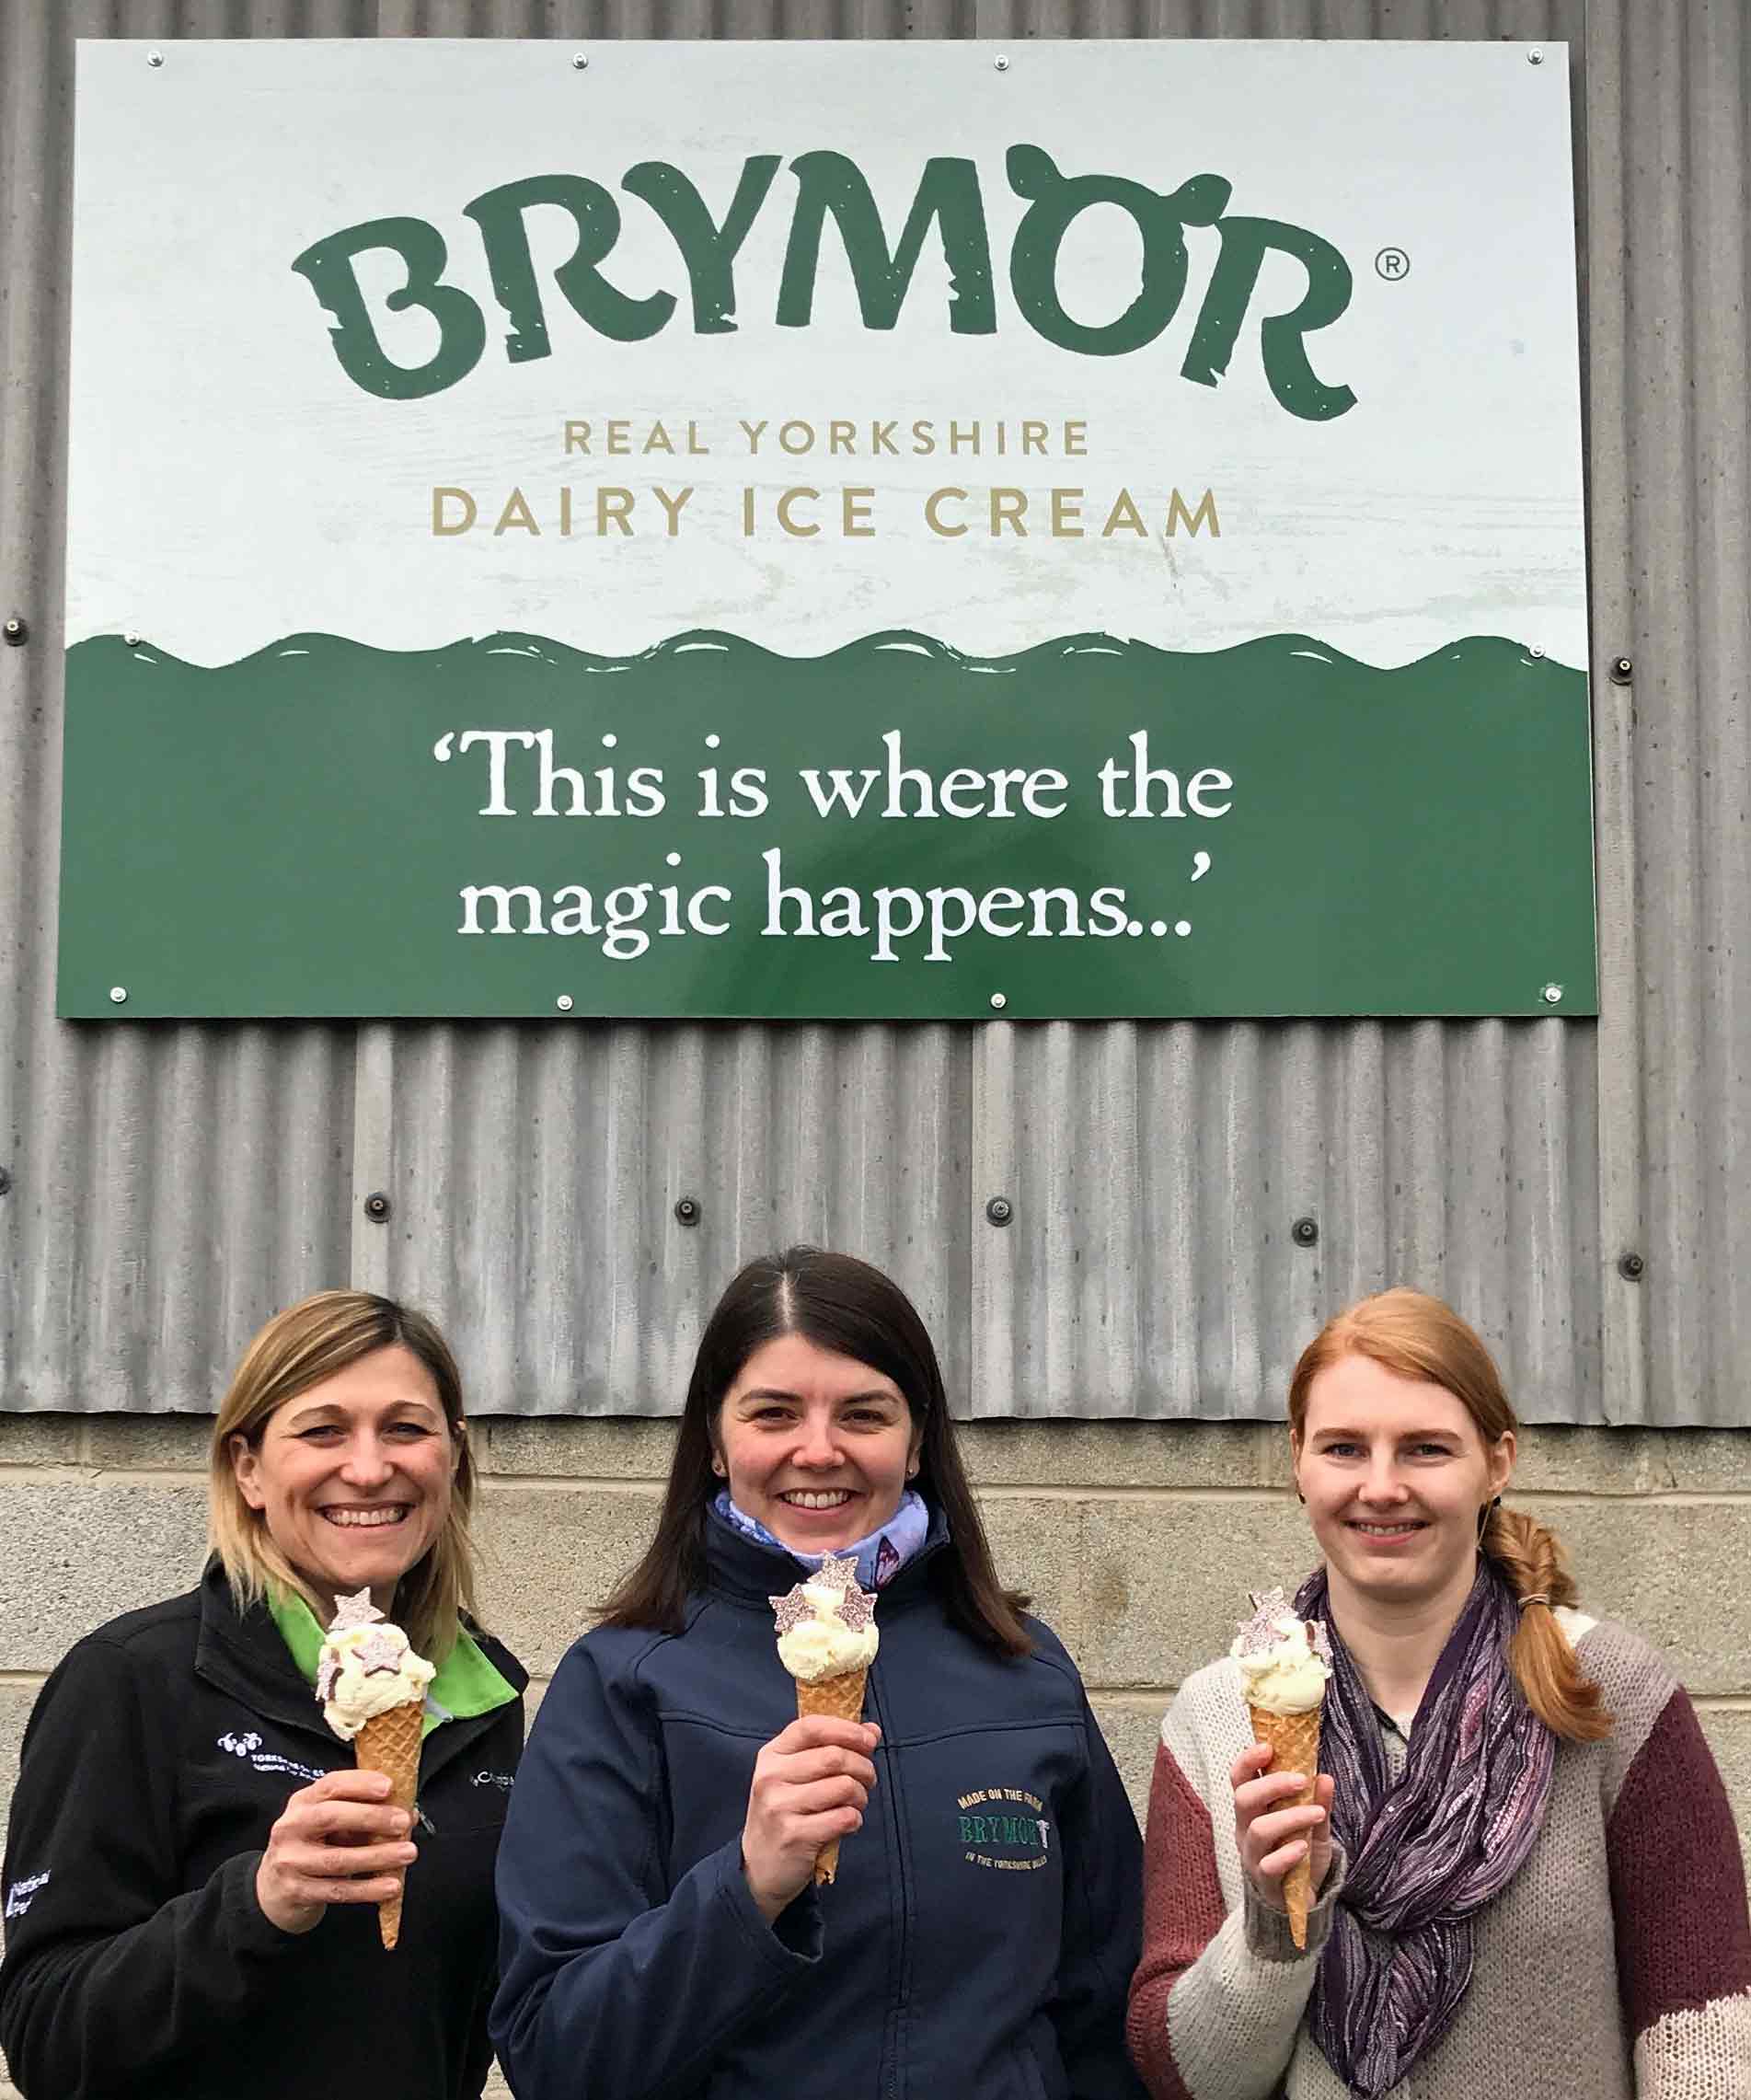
[{"xmin": 1289, "ymin": 1288, "xmax": 1611, "ymax": 1744}]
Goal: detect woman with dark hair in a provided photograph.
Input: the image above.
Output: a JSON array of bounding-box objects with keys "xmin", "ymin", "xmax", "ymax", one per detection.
[
  {"xmin": 492, "ymin": 1246, "xmax": 1146, "ymax": 2100},
  {"xmin": 1127, "ymin": 1288, "xmax": 1751, "ymax": 2100}
]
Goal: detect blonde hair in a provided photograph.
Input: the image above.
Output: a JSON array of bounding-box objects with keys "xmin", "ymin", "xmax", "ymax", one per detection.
[
  {"xmin": 1289, "ymin": 1287, "xmax": 1610, "ymax": 1744},
  {"xmin": 208, "ymin": 1290, "xmax": 480, "ymax": 1659}
]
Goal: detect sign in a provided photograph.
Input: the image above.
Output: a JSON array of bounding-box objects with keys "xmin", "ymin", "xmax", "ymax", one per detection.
[{"xmin": 59, "ymin": 40, "xmax": 1595, "ymax": 1020}]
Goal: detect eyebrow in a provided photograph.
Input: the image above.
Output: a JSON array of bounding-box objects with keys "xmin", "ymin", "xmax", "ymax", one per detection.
[
  {"xmin": 733, "ymin": 1387, "xmax": 902, "ymax": 1406},
  {"xmin": 1310, "ymin": 1424, "xmax": 1461, "ymax": 1441},
  {"xmin": 281, "ymin": 1398, "xmax": 443, "ymax": 1427}
]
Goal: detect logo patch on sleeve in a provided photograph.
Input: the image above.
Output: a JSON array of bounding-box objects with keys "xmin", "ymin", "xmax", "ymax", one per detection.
[
  {"xmin": 5, "ymin": 1870, "xmax": 51, "ymax": 1919},
  {"xmin": 955, "ymin": 1787, "xmax": 1053, "ymax": 1871}
]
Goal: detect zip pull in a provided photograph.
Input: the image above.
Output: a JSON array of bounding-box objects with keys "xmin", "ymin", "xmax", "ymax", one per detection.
[{"xmin": 414, "ymin": 1806, "xmax": 436, "ymax": 1836}]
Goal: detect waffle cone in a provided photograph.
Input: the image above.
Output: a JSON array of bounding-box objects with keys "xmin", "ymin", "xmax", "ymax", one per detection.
[
  {"xmin": 1248, "ymin": 1702, "xmax": 1322, "ymax": 1950},
  {"xmin": 354, "ymin": 1701, "xmax": 422, "ymax": 1949},
  {"xmin": 795, "ymin": 1666, "xmax": 870, "ymax": 1885}
]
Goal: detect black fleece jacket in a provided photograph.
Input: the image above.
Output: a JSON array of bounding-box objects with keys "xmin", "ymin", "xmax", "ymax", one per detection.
[{"xmin": 0, "ymin": 1562, "xmax": 525, "ymax": 2100}]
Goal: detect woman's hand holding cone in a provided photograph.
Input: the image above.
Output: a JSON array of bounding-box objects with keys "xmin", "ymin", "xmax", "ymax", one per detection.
[
  {"xmin": 1230, "ymin": 1742, "xmax": 1333, "ymax": 1913},
  {"xmin": 741, "ymin": 1715, "xmax": 880, "ymax": 1922},
  {"xmin": 255, "ymin": 1768, "xmax": 418, "ymax": 1935}
]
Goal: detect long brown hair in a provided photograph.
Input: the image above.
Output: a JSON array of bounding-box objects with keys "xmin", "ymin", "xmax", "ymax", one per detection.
[
  {"xmin": 600, "ymin": 1247, "xmax": 1031, "ymax": 1656},
  {"xmin": 1288, "ymin": 1287, "xmax": 1609, "ymax": 1744},
  {"xmin": 209, "ymin": 1290, "xmax": 480, "ymax": 1660}
]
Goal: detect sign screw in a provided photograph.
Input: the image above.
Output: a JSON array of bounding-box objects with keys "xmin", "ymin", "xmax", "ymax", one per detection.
[
  {"xmin": 108, "ymin": 986, "xmax": 128, "ymax": 1004},
  {"xmin": 571, "ymin": 52, "xmax": 589, "ymax": 68},
  {"xmin": 1291, "ymin": 1217, "xmax": 1319, "ymax": 1248},
  {"xmin": 555, "ymin": 994, "xmax": 574, "ymax": 1012},
  {"xmin": 1618, "ymin": 1252, "xmax": 1645, "ymax": 1281},
  {"xmin": 985, "ymin": 1195, "xmax": 1014, "ymax": 1227},
  {"xmin": 2, "ymin": 616, "xmax": 25, "ymax": 646},
  {"xmin": 1610, "ymin": 655, "xmax": 1633, "ymax": 684},
  {"xmin": 1541, "ymin": 983, "xmax": 1564, "ymax": 1005},
  {"xmin": 674, "ymin": 1196, "xmax": 701, "ymax": 1227},
  {"xmin": 994, "ymin": 54, "xmax": 1010, "ymax": 71},
  {"xmin": 989, "ymin": 992, "xmax": 1007, "ymax": 1010},
  {"xmin": 1526, "ymin": 46, "xmax": 1545, "ymax": 64},
  {"xmin": 146, "ymin": 48, "xmax": 165, "ymax": 66},
  {"xmin": 1528, "ymin": 644, "xmax": 1545, "ymax": 659},
  {"xmin": 363, "ymin": 1191, "xmax": 391, "ymax": 1224}
]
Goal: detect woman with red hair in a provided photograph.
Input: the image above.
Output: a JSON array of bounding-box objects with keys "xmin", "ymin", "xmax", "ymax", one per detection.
[{"xmin": 1128, "ymin": 1288, "xmax": 1750, "ymax": 2100}]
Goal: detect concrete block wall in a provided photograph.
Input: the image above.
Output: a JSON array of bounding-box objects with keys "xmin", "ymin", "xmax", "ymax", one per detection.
[{"xmin": 3, "ymin": 1413, "xmax": 1748, "ymax": 2099}]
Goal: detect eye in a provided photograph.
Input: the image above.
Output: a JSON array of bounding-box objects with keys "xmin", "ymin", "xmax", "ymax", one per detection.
[
  {"xmin": 296, "ymin": 1425, "xmax": 344, "ymax": 1444},
  {"xmin": 1320, "ymin": 1440, "xmax": 1364, "ymax": 1459},
  {"xmin": 385, "ymin": 1421, "xmax": 437, "ymax": 1441},
  {"xmin": 1409, "ymin": 1441, "xmax": 1454, "ymax": 1459}
]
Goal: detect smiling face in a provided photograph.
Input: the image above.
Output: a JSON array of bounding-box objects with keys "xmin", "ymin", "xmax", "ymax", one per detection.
[
  {"xmin": 714, "ymin": 1332, "xmax": 920, "ymax": 1554},
  {"xmin": 1293, "ymin": 1351, "xmax": 1514, "ymax": 1614},
  {"xmin": 230, "ymin": 1344, "xmax": 458, "ymax": 1615}
]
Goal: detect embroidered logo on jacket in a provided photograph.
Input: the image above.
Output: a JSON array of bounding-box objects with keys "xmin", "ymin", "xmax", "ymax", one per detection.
[
  {"xmin": 956, "ymin": 1787, "xmax": 1053, "ymax": 1872},
  {"xmin": 215, "ymin": 1731, "xmax": 329, "ymax": 1783},
  {"xmin": 5, "ymin": 1870, "xmax": 51, "ymax": 1919},
  {"xmin": 471, "ymin": 1769, "xmax": 515, "ymax": 1791}
]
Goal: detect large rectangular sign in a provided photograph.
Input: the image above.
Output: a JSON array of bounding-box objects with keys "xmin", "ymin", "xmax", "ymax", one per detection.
[{"xmin": 60, "ymin": 40, "xmax": 1595, "ymax": 1020}]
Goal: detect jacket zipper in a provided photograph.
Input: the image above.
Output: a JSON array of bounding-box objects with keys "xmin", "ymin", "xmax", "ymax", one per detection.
[{"xmin": 868, "ymin": 1662, "xmax": 909, "ymax": 2100}]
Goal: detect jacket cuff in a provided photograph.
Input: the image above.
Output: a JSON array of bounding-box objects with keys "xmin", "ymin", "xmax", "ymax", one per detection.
[
  {"xmin": 219, "ymin": 1851, "xmax": 311, "ymax": 1959},
  {"xmin": 712, "ymin": 1842, "xmax": 824, "ymax": 1971},
  {"xmin": 1241, "ymin": 1845, "xmax": 1347, "ymax": 1964}
]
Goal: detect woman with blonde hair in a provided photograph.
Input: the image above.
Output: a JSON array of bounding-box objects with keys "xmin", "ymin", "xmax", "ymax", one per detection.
[
  {"xmin": 1128, "ymin": 1287, "xmax": 1750, "ymax": 2100},
  {"xmin": 0, "ymin": 1290, "xmax": 525, "ymax": 2100}
]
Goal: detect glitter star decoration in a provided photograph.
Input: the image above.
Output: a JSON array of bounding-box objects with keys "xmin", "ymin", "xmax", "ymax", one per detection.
[
  {"xmin": 834, "ymin": 1584, "xmax": 876, "ymax": 1633},
  {"xmin": 328, "ymin": 1588, "xmax": 384, "ymax": 1632},
  {"xmin": 770, "ymin": 1585, "xmax": 815, "ymax": 1635},
  {"xmin": 1308, "ymin": 1620, "xmax": 1333, "ymax": 1667},
  {"xmin": 354, "ymin": 1628, "xmax": 407, "ymax": 1676},
  {"xmin": 316, "ymin": 1655, "xmax": 340, "ymax": 1704},
  {"xmin": 812, "ymin": 1554, "xmax": 859, "ymax": 1591},
  {"xmin": 1233, "ymin": 1587, "xmax": 1293, "ymax": 1656}
]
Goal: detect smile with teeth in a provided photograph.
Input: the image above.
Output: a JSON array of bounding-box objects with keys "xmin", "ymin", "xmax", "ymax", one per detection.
[
  {"xmin": 1349, "ymin": 1519, "xmax": 1426, "ymax": 1535},
  {"xmin": 780, "ymin": 1489, "xmax": 855, "ymax": 1509},
  {"xmin": 319, "ymin": 1506, "xmax": 409, "ymax": 1528}
]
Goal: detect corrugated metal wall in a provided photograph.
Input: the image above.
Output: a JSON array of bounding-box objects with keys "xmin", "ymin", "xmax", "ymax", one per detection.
[{"xmin": 1, "ymin": 0, "xmax": 1744, "ymax": 1423}]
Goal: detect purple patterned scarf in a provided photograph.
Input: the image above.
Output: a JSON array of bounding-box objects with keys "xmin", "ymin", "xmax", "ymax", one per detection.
[{"xmin": 1296, "ymin": 1562, "xmax": 1555, "ymax": 2098}]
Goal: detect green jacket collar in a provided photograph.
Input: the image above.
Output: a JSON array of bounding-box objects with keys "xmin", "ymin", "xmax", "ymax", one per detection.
[{"xmin": 266, "ymin": 1585, "xmax": 518, "ymax": 1739}]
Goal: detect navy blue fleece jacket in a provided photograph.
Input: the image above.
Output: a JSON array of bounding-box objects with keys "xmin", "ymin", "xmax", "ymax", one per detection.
[{"xmin": 491, "ymin": 1511, "xmax": 1146, "ymax": 2100}]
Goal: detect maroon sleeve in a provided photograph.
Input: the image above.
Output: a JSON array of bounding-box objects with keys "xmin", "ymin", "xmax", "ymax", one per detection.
[
  {"xmin": 1607, "ymin": 1685, "xmax": 1751, "ymax": 2040},
  {"xmin": 1127, "ymin": 1742, "xmax": 1228, "ymax": 2100}
]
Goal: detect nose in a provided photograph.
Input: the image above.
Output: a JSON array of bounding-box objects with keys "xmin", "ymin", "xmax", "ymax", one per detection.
[
  {"xmin": 1355, "ymin": 1451, "xmax": 1408, "ymax": 1505},
  {"xmin": 340, "ymin": 1432, "xmax": 395, "ymax": 1490},
  {"xmin": 793, "ymin": 1412, "xmax": 842, "ymax": 1470}
]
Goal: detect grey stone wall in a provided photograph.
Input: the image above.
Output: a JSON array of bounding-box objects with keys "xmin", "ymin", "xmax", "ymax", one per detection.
[{"xmin": 3, "ymin": 1413, "xmax": 1747, "ymax": 2099}]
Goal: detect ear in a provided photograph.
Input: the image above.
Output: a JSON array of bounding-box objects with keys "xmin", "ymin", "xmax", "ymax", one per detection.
[
  {"xmin": 230, "ymin": 1434, "xmax": 267, "ymax": 1512},
  {"xmin": 1487, "ymin": 1428, "xmax": 1515, "ymax": 1499}
]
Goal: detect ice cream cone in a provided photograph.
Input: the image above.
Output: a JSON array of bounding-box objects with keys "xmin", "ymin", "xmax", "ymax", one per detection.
[
  {"xmin": 796, "ymin": 1665, "xmax": 870, "ymax": 1884},
  {"xmin": 1248, "ymin": 1702, "xmax": 1321, "ymax": 1949},
  {"xmin": 355, "ymin": 1700, "xmax": 422, "ymax": 1949}
]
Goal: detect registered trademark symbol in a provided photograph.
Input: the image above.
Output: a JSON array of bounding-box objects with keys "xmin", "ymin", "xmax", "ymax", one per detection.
[{"xmin": 1376, "ymin": 247, "xmax": 1411, "ymax": 282}]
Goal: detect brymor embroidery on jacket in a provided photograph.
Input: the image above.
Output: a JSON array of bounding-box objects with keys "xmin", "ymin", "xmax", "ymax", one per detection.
[{"xmin": 956, "ymin": 1787, "xmax": 1053, "ymax": 1871}]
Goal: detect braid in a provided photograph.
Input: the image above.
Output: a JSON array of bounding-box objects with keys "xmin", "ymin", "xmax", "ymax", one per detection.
[{"xmin": 1483, "ymin": 1506, "xmax": 1612, "ymax": 1743}]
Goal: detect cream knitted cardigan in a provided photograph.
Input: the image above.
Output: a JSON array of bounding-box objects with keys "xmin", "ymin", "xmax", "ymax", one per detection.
[{"xmin": 1127, "ymin": 1613, "xmax": 1751, "ymax": 2100}]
